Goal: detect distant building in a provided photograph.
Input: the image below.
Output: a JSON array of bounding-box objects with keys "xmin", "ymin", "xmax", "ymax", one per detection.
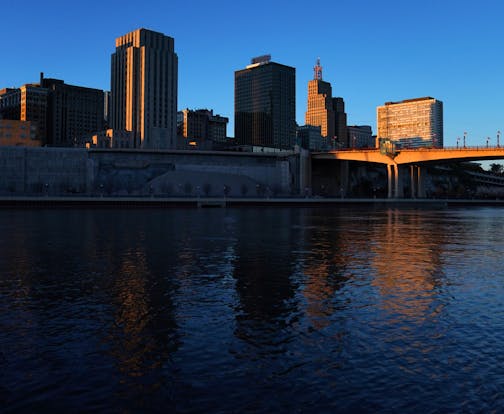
[
  {"xmin": 305, "ymin": 59, "xmax": 347, "ymax": 148},
  {"xmin": 377, "ymin": 97, "xmax": 443, "ymax": 148},
  {"xmin": 41, "ymin": 74, "xmax": 105, "ymax": 147},
  {"xmin": 86, "ymin": 129, "xmax": 134, "ymax": 149},
  {"xmin": 347, "ymin": 125, "xmax": 373, "ymax": 148},
  {"xmin": 103, "ymin": 91, "xmax": 111, "ymax": 126},
  {"xmin": 0, "ymin": 119, "xmax": 40, "ymax": 147},
  {"xmin": 297, "ymin": 125, "xmax": 324, "ymax": 151},
  {"xmin": 1, "ymin": 75, "xmax": 106, "ymax": 147},
  {"xmin": 178, "ymin": 108, "xmax": 228, "ymax": 143},
  {"xmin": 235, "ymin": 55, "xmax": 296, "ymax": 149},
  {"xmin": 332, "ymin": 97, "xmax": 348, "ymax": 148},
  {"xmin": 0, "ymin": 85, "xmax": 48, "ymax": 143},
  {"xmin": 111, "ymin": 28, "xmax": 178, "ymax": 149}
]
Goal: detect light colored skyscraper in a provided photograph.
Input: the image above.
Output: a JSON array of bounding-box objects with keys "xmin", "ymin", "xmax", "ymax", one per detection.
[
  {"xmin": 111, "ymin": 28, "xmax": 178, "ymax": 149},
  {"xmin": 377, "ymin": 97, "xmax": 443, "ymax": 148}
]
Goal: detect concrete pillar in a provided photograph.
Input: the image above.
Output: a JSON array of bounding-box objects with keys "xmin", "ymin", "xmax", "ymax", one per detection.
[
  {"xmin": 387, "ymin": 164, "xmax": 393, "ymax": 198},
  {"xmin": 340, "ymin": 160, "xmax": 349, "ymax": 197},
  {"xmin": 394, "ymin": 164, "xmax": 399, "ymax": 198},
  {"xmin": 417, "ymin": 166, "xmax": 426, "ymax": 198},
  {"xmin": 410, "ymin": 165, "xmax": 416, "ymax": 198},
  {"xmin": 299, "ymin": 148, "xmax": 312, "ymax": 195}
]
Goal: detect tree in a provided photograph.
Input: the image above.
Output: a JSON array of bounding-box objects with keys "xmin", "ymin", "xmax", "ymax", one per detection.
[{"xmin": 490, "ymin": 163, "xmax": 503, "ymax": 175}]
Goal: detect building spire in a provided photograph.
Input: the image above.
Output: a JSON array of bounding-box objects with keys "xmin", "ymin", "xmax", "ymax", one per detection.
[{"xmin": 314, "ymin": 57, "xmax": 322, "ymax": 80}]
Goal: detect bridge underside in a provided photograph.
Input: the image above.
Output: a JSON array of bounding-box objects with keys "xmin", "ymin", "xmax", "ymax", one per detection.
[{"xmin": 313, "ymin": 149, "xmax": 504, "ymax": 198}]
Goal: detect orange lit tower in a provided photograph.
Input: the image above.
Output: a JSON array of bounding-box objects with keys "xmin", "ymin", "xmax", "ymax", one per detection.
[
  {"xmin": 111, "ymin": 28, "xmax": 178, "ymax": 149},
  {"xmin": 305, "ymin": 59, "xmax": 347, "ymax": 147}
]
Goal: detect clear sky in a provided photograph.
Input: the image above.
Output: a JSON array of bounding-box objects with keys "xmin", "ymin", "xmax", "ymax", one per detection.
[{"xmin": 1, "ymin": 0, "xmax": 503, "ymax": 148}]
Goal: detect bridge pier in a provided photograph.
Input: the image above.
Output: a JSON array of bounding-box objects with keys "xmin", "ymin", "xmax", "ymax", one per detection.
[
  {"xmin": 387, "ymin": 164, "xmax": 400, "ymax": 198},
  {"xmin": 409, "ymin": 165, "xmax": 426, "ymax": 198}
]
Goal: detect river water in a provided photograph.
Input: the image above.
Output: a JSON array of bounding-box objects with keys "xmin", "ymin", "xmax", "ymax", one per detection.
[{"xmin": 1, "ymin": 206, "xmax": 503, "ymax": 412}]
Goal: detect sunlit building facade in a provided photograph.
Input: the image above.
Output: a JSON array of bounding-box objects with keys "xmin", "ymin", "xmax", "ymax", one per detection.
[
  {"xmin": 377, "ymin": 97, "xmax": 443, "ymax": 148},
  {"xmin": 305, "ymin": 59, "xmax": 347, "ymax": 148},
  {"xmin": 111, "ymin": 28, "xmax": 178, "ymax": 149},
  {"xmin": 0, "ymin": 119, "xmax": 40, "ymax": 147},
  {"xmin": 235, "ymin": 56, "xmax": 296, "ymax": 149},
  {"xmin": 0, "ymin": 85, "xmax": 48, "ymax": 143}
]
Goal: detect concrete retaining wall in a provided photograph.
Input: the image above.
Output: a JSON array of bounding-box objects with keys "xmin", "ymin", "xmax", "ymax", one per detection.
[{"xmin": 0, "ymin": 147, "xmax": 301, "ymax": 197}]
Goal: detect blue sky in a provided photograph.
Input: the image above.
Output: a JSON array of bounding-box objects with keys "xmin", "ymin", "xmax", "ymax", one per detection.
[{"xmin": 1, "ymin": 0, "xmax": 503, "ymax": 147}]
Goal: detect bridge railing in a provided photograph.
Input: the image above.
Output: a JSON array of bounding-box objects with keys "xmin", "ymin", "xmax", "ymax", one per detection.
[{"xmin": 318, "ymin": 145, "xmax": 504, "ymax": 152}]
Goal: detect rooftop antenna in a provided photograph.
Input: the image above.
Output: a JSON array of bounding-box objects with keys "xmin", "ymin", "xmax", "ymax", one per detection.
[{"xmin": 314, "ymin": 57, "xmax": 322, "ymax": 80}]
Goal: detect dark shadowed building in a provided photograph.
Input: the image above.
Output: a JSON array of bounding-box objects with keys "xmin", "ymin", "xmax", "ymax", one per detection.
[
  {"xmin": 235, "ymin": 56, "xmax": 296, "ymax": 150},
  {"xmin": 41, "ymin": 74, "xmax": 105, "ymax": 147}
]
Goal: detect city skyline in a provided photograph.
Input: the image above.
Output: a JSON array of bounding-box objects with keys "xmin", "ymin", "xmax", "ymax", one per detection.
[{"xmin": 1, "ymin": 0, "xmax": 503, "ymax": 148}]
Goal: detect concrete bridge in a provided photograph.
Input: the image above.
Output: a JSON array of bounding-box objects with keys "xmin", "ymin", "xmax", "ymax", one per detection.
[{"xmin": 313, "ymin": 146, "xmax": 504, "ymax": 198}]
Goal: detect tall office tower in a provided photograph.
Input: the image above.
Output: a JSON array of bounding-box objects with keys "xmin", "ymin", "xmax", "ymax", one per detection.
[
  {"xmin": 235, "ymin": 55, "xmax": 296, "ymax": 149},
  {"xmin": 0, "ymin": 85, "xmax": 48, "ymax": 143},
  {"xmin": 111, "ymin": 28, "xmax": 178, "ymax": 149},
  {"xmin": 305, "ymin": 59, "xmax": 335, "ymax": 139},
  {"xmin": 304, "ymin": 59, "xmax": 347, "ymax": 148},
  {"xmin": 41, "ymin": 74, "xmax": 105, "ymax": 146},
  {"xmin": 377, "ymin": 97, "xmax": 443, "ymax": 148}
]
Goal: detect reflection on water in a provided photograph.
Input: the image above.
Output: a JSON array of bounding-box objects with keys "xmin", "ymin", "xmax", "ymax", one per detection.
[{"xmin": 1, "ymin": 207, "xmax": 504, "ymax": 412}]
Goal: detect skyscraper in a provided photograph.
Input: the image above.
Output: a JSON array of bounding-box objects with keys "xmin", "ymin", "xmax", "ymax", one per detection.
[
  {"xmin": 235, "ymin": 55, "xmax": 296, "ymax": 149},
  {"xmin": 111, "ymin": 28, "xmax": 178, "ymax": 149},
  {"xmin": 305, "ymin": 59, "xmax": 347, "ymax": 148},
  {"xmin": 377, "ymin": 97, "xmax": 443, "ymax": 148}
]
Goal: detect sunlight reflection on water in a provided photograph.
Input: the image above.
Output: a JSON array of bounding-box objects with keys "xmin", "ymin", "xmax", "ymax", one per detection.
[{"xmin": 1, "ymin": 207, "xmax": 504, "ymax": 412}]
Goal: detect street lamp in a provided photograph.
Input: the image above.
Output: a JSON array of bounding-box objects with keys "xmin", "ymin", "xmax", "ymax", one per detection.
[
  {"xmin": 486, "ymin": 137, "xmax": 490, "ymax": 148},
  {"xmin": 498, "ymin": 130, "xmax": 501, "ymax": 148},
  {"xmin": 457, "ymin": 137, "xmax": 460, "ymax": 149},
  {"xmin": 463, "ymin": 131, "xmax": 467, "ymax": 148}
]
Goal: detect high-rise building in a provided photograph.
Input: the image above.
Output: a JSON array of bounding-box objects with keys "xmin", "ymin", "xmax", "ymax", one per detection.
[
  {"xmin": 41, "ymin": 74, "xmax": 105, "ymax": 146},
  {"xmin": 0, "ymin": 85, "xmax": 48, "ymax": 143},
  {"xmin": 235, "ymin": 55, "xmax": 296, "ymax": 149},
  {"xmin": 304, "ymin": 59, "xmax": 347, "ymax": 148},
  {"xmin": 377, "ymin": 97, "xmax": 443, "ymax": 148},
  {"xmin": 111, "ymin": 28, "xmax": 178, "ymax": 149}
]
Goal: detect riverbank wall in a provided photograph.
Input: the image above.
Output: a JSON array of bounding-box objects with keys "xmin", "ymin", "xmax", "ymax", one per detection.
[
  {"xmin": 2, "ymin": 195, "xmax": 504, "ymax": 209},
  {"xmin": 0, "ymin": 147, "xmax": 303, "ymax": 197}
]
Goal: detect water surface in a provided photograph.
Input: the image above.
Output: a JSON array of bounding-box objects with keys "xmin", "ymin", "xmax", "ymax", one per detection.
[{"xmin": 1, "ymin": 207, "xmax": 504, "ymax": 412}]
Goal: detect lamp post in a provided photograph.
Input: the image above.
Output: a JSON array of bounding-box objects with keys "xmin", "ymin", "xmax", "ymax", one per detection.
[
  {"xmin": 486, "ymin": 137, "xmax": 490, "ymax": 148},
  {"xmin": 463, "ymin": 131, "xmax": 467, "ymax": 148},
  {"xmin": 457, "ymin": 137, "xmax": 460, "ymax": 149},
  {"xmin": 498, "ymin": 131, "xmax": 501, "ymax": 148}
]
